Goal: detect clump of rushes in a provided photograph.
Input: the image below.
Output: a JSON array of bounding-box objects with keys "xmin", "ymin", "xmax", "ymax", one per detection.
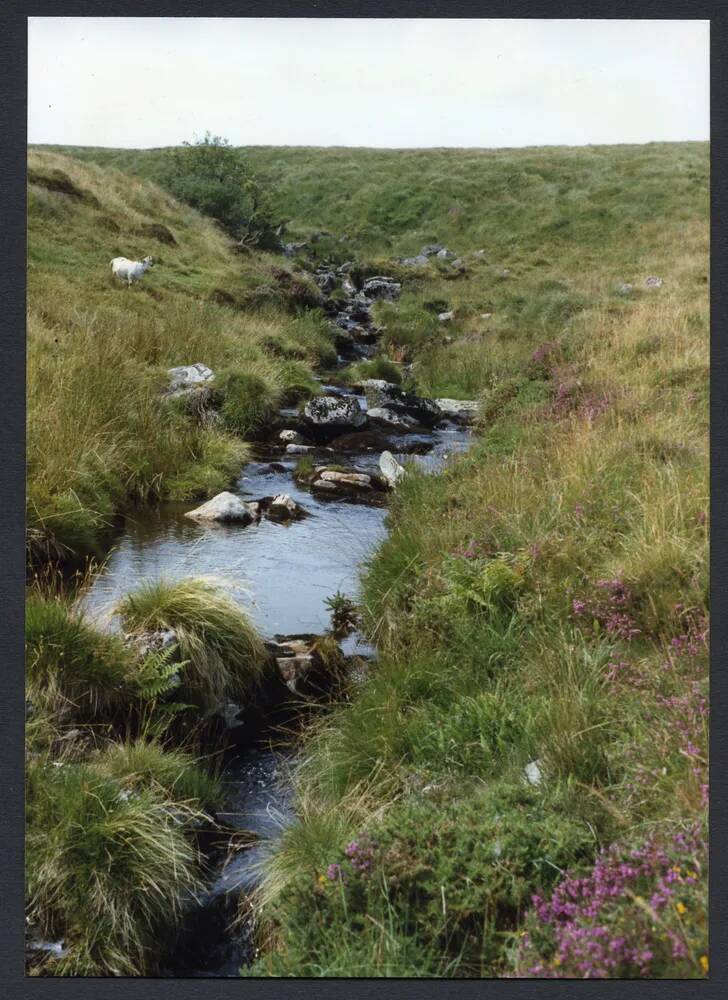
[
  {"xmin": 25, "ymin": 754, "xmax": 205, "ymax": 976},
  {"xmin": 92, "ymin": 738, "xmax": 223, "ymax": 813},
  {"xmin": 216, "ymin": 368, "xmax": 281, "ymax": 438},
  {"xmin": 116, "ymin": 578, "xmax": 269, "ymax": 710},
  {"xmin": 25, "ymin": 595, "xmax": 138, "ymax": 719}
]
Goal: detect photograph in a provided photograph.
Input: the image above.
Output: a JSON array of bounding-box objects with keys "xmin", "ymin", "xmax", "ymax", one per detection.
[{"xmin": 24, "ymin": 15, "xmax": 709, "ymax": 978}]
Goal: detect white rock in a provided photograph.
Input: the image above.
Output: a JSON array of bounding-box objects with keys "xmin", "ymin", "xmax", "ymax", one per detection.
[
  {"xmin": 524, "ymin": 760, "xmax": 543, "ymax": 786},
  {"xmin": 319, "ymin": 470, "xmax": 372, "ymax": 487},
  {"xmin": 268, "ymin": 494, "xmax": 306, "ymax": 520},
  {"xmin": 645, "ymin": 275, "xmax": 664, "ymax": 288},
  {"xmin": 379, "ymin": 450, "xmax": 406, "ymax": 486},
  {"xmin": 304, "ymin": 394, "xmax": 367, "ymax": 429},
  {"xmin": 167, "ymin": 363, "xmax": 214, "ymax": 392},
  {"xmin": 185, "ymin": 492, "xmax": 257, "ymax": 524},
  {"xmin": 279, "ymin": 429, "xmax": 304, "ymax": 444},
  {"xmin": 435, "ymin": 398, "xmax": 479, "ymax": 423},
  {"xmin": 438, "ymin": 311, "xmax": 454, "ymax": 323}
]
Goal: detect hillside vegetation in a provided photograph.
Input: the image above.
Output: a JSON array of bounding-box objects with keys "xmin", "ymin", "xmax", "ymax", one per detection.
[
  {"xmin": 27, "ymin": 149, "xmax": 335, "ymax": 563},
  {"xmin": 28, "ymin": 142, "xmax": 708, "ymax": 978}
]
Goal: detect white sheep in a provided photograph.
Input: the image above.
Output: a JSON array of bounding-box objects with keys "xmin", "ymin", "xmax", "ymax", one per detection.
[{"xmin": 110, "ymin": 255, "xmax": 154, "ymax": 286}]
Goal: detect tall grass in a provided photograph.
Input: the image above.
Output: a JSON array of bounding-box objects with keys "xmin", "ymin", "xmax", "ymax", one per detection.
[
  {"xmin": 27, "ymin": 150, "xmax": 337, "ymax": 561},
  {"xmin": 116, "ymin": 578, "xmax": 269, "ymax": 710},
  {"xmin": 26, "ymin": 754, "xmax": 206, "ymax": 976}
]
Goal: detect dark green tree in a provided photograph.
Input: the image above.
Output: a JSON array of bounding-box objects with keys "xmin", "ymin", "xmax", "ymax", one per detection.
[{"xmin": 164, "ymin": 132, "xmax": 280, "ymax": 249}]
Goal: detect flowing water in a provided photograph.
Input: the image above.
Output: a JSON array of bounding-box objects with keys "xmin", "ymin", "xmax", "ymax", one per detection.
[{"xmin": 81, "ymin": 386, "xmax": 472, "ymax": 976}]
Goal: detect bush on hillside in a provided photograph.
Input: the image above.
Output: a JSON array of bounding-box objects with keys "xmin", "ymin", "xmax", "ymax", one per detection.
[{"xmin": 163, "ymin": 133, "xmax": 279, "ymax": 248}]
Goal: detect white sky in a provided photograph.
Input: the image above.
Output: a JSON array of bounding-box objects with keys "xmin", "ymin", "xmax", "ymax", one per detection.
[{"xmin": 28, "ymin": 18, "xmax": 709, "ymax": 149}]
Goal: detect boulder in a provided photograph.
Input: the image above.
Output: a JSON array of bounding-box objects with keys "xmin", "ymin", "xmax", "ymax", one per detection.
[
  {"xmin": 367, "ymin": 406, "xmax": 422, "ymax": 432},
  {"xmin": 379, "ymin": 450, "xmax": 406, "ymax": 487},
  {"xmin": 364, "ymin": 383, "xmax": 443, "ymax": 428},
  {"xmin": 279, "ymin": 429, "xmax": 305, "ymax": 445},
  {"xmin": 645, "ymin": 275, "xmax": 664, "ymax": 288},
  {"xmin": 314, "ymin": 270, "xmax": 337, "ymax": 293},
  {"xmin": 282, "ymin": 241, "xmax": 308, "ymax": 257},
  {"xmin": 451, "ymin": 258, "xmax": 467, "ymax": 273},
  {"xmin": 438, "ymin": 310, "xmax": 454, "ymax": 323},
  {"xmin": 400, "ymin": 254, "xmax": 430, "ymax": 266},
  {"xmin": 436, "ymin": 247, "xmax": 456, "ymax": 260},
  {"xmin": 319, "ymin": 470, "xmax": 372, "ymax": 488},
  {"xmin": 304, "ymin": 394, "xmax": 367, "ymax": 431},
  {"xmin": 167, "ymin": 363, "xmax": 215, "ymax": 394},
  {"xmin": 185, "ymin": 492, "xmax": 258, "ymax": 524},
  {"xmin": 362, "ymin": 276, "xmax": 401, "ymax": 301},
  {"xmin": 266, "ymin": 494, "xmax": 308, "ymax": 521},
  {"xmin": 421, "ymin": 244, "xmax": 445, "ymax": 257},
  {"xmin": 435, "ymin": 398, "xmax": 479, "ymax": 423},
  {"xmin": 616, "ymin": 282, "xmax": 634, "ymax": 296},
  {"xmin": 276, "ymin": 654, "xmax": 315, "ymax": 693}
]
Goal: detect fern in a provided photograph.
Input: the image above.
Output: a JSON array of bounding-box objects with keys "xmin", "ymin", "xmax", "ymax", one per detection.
[{"xmin": 133, "ymin": 644, "xmax": 184, "ymax": 702}]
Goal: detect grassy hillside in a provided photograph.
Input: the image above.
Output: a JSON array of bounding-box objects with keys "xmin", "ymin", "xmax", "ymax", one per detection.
[
  {"xmin": 27, "ymin": 149, "xmax": 335, "ymax": 562},
  {"xmin": 28, "ymin": 142, "xmax": 709, "ymax": 978}
]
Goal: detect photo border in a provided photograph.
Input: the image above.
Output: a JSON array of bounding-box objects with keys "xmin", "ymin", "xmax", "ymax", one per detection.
[{"xmin": 2, "ymin": 1, "xmax": 724, "ymax": 996}]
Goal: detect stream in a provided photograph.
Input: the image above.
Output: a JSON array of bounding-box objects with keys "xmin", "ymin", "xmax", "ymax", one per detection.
[{"xmin": 79, "ymin": 272, "xmax": 474, "ymax": 976}]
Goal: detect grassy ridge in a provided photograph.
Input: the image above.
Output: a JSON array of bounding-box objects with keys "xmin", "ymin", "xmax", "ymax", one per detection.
[{"xmin": 231, "ymin": 145, "xmax": 707, "ymax": 977}]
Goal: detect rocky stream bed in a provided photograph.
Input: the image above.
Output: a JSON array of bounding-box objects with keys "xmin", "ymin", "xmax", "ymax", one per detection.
[{"xmin": 80, "ymin": 257, "xmax": 476, "ymax": 976}]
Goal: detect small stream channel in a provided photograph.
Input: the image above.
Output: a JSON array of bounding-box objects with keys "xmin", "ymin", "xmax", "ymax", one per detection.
[{"xmin": 79, "ymin": 271, "xmax": 474, "ymax": 975}]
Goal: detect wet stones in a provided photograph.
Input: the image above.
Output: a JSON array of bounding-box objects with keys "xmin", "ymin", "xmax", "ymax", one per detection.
[
  {"xmin": 265, "ymin": 494, "xmax": 308, "ymax": 522},
  {"xmin": 367, "ymin": 407, "xmax": 423, "ymax": 433},
  {"xmin": 185, "ymin": 492, "xmax": 258, "ymax": 524},
  {"xmin": 306, "ymin": 464, "xmax": 389, "ymax": 502}
]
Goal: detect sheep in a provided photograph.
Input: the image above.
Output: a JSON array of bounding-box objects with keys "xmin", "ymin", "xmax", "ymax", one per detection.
[{"xmin": 110, "ymin": 255, "xmax": 154, "ymax": 286}]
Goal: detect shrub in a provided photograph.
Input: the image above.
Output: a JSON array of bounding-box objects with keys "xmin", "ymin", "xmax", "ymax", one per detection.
[
  {"xmin": 264, "ymin": 783, "xmax": 595, "ymax": 976},
  {"xmin": 516, "ymin": 824, "xmax": 708, "ymax": 979},
  {"xmin": 162, "ymin": 132, "xmax": 279, "ymax": 248},
  {"xmin": 116, "ymin": 578, "xmax": 269, "ymax": 710}
]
